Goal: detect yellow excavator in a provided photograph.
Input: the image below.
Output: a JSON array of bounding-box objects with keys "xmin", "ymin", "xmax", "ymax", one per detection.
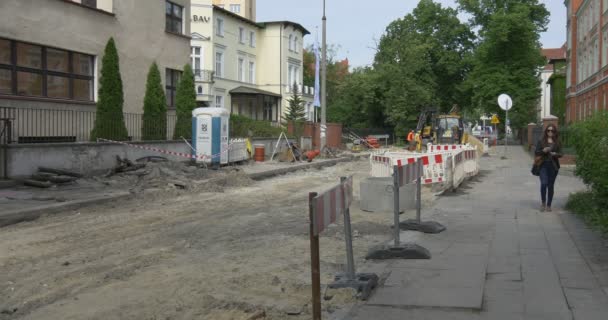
[{"xmin": 415, "ymin": 105, "xmax": 467, "ymax": 151}]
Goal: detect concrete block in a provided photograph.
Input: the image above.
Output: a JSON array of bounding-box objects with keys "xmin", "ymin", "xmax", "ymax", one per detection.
[{"xmin": 359, "ymin": 177, "xmax": 415, "ymax": 212}]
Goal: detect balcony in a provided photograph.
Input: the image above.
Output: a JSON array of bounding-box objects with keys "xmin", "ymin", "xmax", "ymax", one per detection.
[
  {"xmin": 285, "ymin": 84, "xmax": 314, "ymax": 96},
  {"xmin": 194, "ymin": 69, "xmax": 214, "ymax": 83}
]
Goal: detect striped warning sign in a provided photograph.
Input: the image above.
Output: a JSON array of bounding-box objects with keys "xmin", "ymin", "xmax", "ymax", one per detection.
[
  {"xmin": 396, "ymin": 158, "xmax": 423, "ymax": 187},
  {"xmin": 311, "ymin": 176, "xmax": 353, "ymax": 236}
]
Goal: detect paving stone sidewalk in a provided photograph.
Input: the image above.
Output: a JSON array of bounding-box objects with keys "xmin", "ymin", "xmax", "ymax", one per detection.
[{"xmin": 345, "ymin": 146, "xmax": 608, "ymax": 320}]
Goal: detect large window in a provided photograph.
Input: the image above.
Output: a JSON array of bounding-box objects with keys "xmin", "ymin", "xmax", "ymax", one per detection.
[
  {"xmin": 215, "ymin": 51, "xmax": 224, "ymax": 77},
  {"xmin": 165, "ymin": 68, "xmax": 181, "ymax": 108},
  {"xmin": 165, "ymin": 1, "xmax": 183, "ymax": 34},
  {"xmin": 216, "ymin": 18, "xmax": 224, "ymax": 36},
  {"xmin": 249, "ymin": 61, "xmax": 255, "ymax": 84},
  {"xmin": 288, "ymin": 34, "xmax": 293, "ymax": 51},
  {"xmin": 239, "ymin": 27, "xmax": 245, "ymax": 44},
  {"xmin": 238, "ymin": 57, "xmax": 245, "ymax": 82},
  {"xmin": 0, "ymin": 38, "xmax": 94, "ymax": 100},
  {"xmin": 191, "ymin": 46, "xmax": 202, "ymax": 75},
  {"xmin": 249, "ymin": 31, "xmax": 256, "ymax": 47},
  {"xmin": 230, "ymin": 4, "xmax": 241, "ymax": 13},
  {"xmin": 215, "ymin": 94, "xmax": 224, "ymax": 108}
]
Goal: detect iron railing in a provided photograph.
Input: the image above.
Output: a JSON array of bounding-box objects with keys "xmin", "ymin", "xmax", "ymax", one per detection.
[
  {"xmin": 194, "ymin": 69, "xmax": 214, "ymax": 82},
  {"xmin": 0, "ymin": 106, "xmax": 178, "ymax": 144}
]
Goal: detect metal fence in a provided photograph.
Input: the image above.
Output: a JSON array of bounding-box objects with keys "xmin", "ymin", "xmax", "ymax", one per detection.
[{"xmin": 0, "ymin": 106, "xmax": 178, "ymax": 144}]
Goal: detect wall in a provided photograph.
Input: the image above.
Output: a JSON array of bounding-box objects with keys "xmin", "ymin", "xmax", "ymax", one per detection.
[
  {"xmin": 5, "ymin": 141, "xmax": 192, "ymax": 178},
  {"xmin": 0, "ymin": 0, "xmax": 191, "ymax": 114}
]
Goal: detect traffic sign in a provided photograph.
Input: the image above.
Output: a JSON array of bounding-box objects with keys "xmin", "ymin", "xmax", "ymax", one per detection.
[
  {"xmin": 491, "ymin": 115, "xmax": 500, "ymax": 124},
  {"xmin": 498, "ymin": 94, "xmax": 513, "ymax": 111}
]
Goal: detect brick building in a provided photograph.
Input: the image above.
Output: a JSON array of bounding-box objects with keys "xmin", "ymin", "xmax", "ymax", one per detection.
[{"xmin": 565, "ymin": 0, "xmax": 608, "ymax": 124}]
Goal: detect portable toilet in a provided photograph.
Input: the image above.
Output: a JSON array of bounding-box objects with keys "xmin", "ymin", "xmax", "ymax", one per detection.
[{"xmin": 192, "ymin": 107, "xmax": 230, "ymax": 165}]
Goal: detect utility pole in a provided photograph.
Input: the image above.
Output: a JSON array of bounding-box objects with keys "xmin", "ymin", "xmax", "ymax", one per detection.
[{"xmin": 320, "ymin": 0, "xmax": 327, "ymax": 151}]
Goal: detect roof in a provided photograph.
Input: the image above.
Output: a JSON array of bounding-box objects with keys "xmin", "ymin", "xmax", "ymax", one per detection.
[
  {"xmin": 257, "ymin": 21, "xmax": 310, "ymax": 36},
  {"xmin": 542, "ymin": 46, "xmax": 566, "ymax": 61},
  {"xmin": 213, "ymin": 5, "xmax": 260, "ymax": 28},
  {"xmin": 229, "ymin": 86, "xmax": 282, "ymax": 97},
  {"xmin": 212, "ymin": 6, "xmax": 310, "ymax": 36}
]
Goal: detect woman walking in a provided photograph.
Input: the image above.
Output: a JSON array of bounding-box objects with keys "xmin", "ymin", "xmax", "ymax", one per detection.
[{"xmin": 534, "ymin": 124, "xmax": 562, "ymax": 212}]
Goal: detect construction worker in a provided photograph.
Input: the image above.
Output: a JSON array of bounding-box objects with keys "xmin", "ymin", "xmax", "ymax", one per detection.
[{"xmin": 407, "ymin": 130, "xmax": 415, "ymax": 150}]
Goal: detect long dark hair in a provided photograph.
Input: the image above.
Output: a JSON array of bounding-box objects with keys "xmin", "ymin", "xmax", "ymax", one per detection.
[{"xmin": 542, "ymin": 124, "xmax": 560, "ymax": 147}]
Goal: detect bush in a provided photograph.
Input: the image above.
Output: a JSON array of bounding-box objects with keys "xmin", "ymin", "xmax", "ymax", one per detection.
[
  {"xmin": 91, "ymin": 38, "xmax": 129, "ymax": 141},
  {"xmin": 570, "ymin": 112, "xmax": 608, "ymax": 204},
  {"xmin": 142, "ymin": 62, "xmax": 167, "ymax": 140},
  {"xmin": 230, "ymin": 114, "xmax": 284, "ymax": 138},
  {"xmin": 566, "ymin": 191, "xmax": 608, "ymax": 234},
  {"xmin": 173, "ymin": 64, "xmax": 196, "ymax": 140}
]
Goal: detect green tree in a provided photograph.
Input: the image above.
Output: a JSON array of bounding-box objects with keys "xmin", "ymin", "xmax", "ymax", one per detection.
[
  {"xmin": 173, "ymin": 64, "xmax": 197, "ymax": 140},
  {"xmin": 141, "ymin": 62, "xmax": 167, "ymax": 140},
  {"xmin": 91, "ymin": 38, "xmax": 128, "ymax": 141},
  {"xmin": 284, "ymin": 83, "xmax": 307, "ymax": 122},
  {"xmin": 372, "ymin": 0, "xmax": 473, "ymax": 130},
  {"xmin": 457, "ymin": 0, "xmax": 549, "ymax": 130}
]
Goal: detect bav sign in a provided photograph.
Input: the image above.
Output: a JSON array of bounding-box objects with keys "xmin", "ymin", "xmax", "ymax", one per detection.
[{"xmin": 498, "ymin": 94, "xmax": 513, "ymax": 111}]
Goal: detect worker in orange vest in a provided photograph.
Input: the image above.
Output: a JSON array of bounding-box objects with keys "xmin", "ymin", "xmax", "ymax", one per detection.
[{"xmin": 407, "ymin": 130, "xmax": 415, "ymax": 150}]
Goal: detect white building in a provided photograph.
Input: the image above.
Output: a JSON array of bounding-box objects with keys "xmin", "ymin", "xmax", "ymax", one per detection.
[
  {"xmin": 189, "ymin": 0, "xmax": 314, "ymax": 124},
  {"xmin": 539, "ymin": 46, "xmax": 566, "ymax": 121}
]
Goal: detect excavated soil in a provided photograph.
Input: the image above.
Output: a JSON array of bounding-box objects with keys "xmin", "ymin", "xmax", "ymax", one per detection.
[{"xmin": 0, "ymin": 159, "xmax": 436, "ymax": 320}]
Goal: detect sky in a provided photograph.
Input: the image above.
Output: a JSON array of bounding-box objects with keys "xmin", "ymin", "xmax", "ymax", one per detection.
[{"xmin": 257, "ymin": 0, "xmax": 567, "ymax": 68}]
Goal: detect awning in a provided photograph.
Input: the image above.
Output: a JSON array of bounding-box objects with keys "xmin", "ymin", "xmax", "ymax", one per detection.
[{"xmin": 229, "ymin": 86, "xmax": 281, "ymax": 98}]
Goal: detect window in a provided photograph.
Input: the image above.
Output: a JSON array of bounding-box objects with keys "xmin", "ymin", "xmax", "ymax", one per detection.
[
  {"xmin": 216, "ymin": 18, "xmax": 224, "ymax": 36},
  {"xmin": 191, "ymin": 46, "xmax": 202, "ymax": 75},
  {"xmin": 165, "ymin": 1, "xmax": 183, "ymax": 34},
  {"xmin": 81, "ymin": 0, "xmax": 97, "ymax": 8},
  {"xmin": 604, "ymin": 31, "xmax": 608, "ymax": 68},
  {"xmin": 294, "ymin": 36, "xmax": 298, "ymax": 53},
  {"xmin": 0, "ymin": 38, "xmax": 94, "ymax": 100},
  {"xmin": 249, "ymin": 61, "xmax": 255, "ymax": 83},
  {"xmin": 249, "ymin": 31, "xmax": 256, "ymax": 47},
  {"xmin": 165, "ymin": 68, "xmax": 181, "ymax": 108},
  {"xmin": 289, "ymin": 34, "xmax": 293, "ymax": 51},
  {"xmin": 604, "ymin": 0, "xmax": 608, "ymax": 12},
  {"xmin": 230, "ymin": 4, "xmax": 241, "ymax": 13},
  {"xmin": 215, "ymin": 51, "xmax": 224, "ymax": 77},
  {"xmin": 215, "ymin": 95, "xmax": 224, "ymax": 108},
  {"xmin": 239, "ymin": 27, "xmax": 245, "ymax": 44},
  {"xmin": 238, "ymin": 57, "xmax": 245, "ymax": 81}
]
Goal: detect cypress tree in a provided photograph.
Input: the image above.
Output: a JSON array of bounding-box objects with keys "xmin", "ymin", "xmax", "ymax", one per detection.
[
  {"xmin": 173, "ymin": 64, "xmax": 197, "ymax": 140},
  {"xmin": 142, "ymin": 62, "xmax": 167, "ymax": 140},
  {"xmin": 91, "ymin": 38, "xmax": 129, "ymax": 141}
]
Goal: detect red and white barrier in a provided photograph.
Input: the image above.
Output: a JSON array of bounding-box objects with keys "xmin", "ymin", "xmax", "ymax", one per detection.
[
  {"xmin": 426, "ymin": 144, "xmax": 466, "ymax": 153},
  {"xmin": 463, "ymin": 149, "xmax": 479, "ymax": 177},
  {"xmin": 370, "ymin": 153, "xmax": 445, "ymax": 184},
  {"xmin": 311, "ymin": 176, "xmax": 353, "ymax": 236}
]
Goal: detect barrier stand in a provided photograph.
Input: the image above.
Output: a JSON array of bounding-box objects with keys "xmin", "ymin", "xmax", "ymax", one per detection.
[
  {"xmin": 365, "ymin": 159, "xmax": 431, "ymax": 260},
  {"xmin": 309, "ymin": 177, "xmax": 378, "ymax": 320},
  {"xmin": 399, "ymin": 160, "xmax": 446, "ymax": 234}
]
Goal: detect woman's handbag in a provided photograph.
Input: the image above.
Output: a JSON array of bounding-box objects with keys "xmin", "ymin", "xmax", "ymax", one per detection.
[{"xmin": 531, "ymin": 155, "xmax": 543, "ymax": 176}]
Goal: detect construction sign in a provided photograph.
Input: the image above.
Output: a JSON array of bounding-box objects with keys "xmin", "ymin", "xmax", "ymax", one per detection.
[{"xmin": 491, "ymin": 115, "xmax": 500, "ymax": 124}]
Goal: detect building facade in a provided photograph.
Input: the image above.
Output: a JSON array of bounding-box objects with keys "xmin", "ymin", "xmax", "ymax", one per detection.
[
  {"xmin": 565, "ymin": 0, "xmax": 608, "ymax": 124},
  {"xmin": 0, "ymin": 0, "xmax": 191, "ymax": 115},
  {"xmin": 539, "ymin": 46, "xmax": 567, "ymax": 122},
  {"xmin": 212, "ymin": 0, "xmax": 256, "ymax": 21},
  {"xmin": 190, "ymin": 0, "xmax": 314, "ymax": 124}
]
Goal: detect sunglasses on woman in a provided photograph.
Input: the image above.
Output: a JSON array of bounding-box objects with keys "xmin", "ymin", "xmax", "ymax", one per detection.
[{"xmin": 547, "ymin": 129, "xmax": 554, "ymax": 132}]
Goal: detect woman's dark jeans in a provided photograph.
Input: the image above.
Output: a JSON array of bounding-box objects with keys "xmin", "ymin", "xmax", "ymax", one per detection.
[{"xmin": 539, "ymin": 161, "xmax": 558, "ymax": 207}]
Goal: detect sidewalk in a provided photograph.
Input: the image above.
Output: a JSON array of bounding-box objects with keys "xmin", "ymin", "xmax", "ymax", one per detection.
[{"xmin": 345, "ymin": 146, "xmax": 608, "ymax": 320}]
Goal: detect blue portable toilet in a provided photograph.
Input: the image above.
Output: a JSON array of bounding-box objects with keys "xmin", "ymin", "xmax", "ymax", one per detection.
[{"xmin": 192, "ymin": 107, "xmax": 230, "ymax": 165}]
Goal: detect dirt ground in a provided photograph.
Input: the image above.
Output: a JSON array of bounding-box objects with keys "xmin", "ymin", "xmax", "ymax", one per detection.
[{"xmin": 0, "ymin": 159, "xmax": 435, "ymax": 320}]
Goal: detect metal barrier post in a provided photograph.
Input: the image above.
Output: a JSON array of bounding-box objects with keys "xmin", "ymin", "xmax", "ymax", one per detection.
[
  {"xmin": 416, "ymin": 173, "xmax": 422, "ymax": 223},
  {"xmin": 393, "ymin": 165, "xmax": 401, "ymax": 247},
  {"xmin": 341, "ymin": 176, "xmax": 356, "ymax": 280},
  {"xmin": 308, "ymin": 192, "xmax": 321, "ymax": 320}
]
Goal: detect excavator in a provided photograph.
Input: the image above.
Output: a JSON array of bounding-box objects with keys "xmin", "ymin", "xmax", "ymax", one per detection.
[{"xmin": 414, "ymin": 105, "xmax": 466, "ymax": 151}]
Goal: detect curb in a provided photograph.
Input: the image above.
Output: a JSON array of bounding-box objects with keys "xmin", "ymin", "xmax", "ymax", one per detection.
[
  {"xmin": 0, "ymin": 192, "xmax": 132, "ymax": 228},
  {"xmin": 247, "ymin": 156, "xmax": 361, "ymax": 181},
  {"xmin": 0, "ymin": 155, "xmax": 364, "ymax": 228}
]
